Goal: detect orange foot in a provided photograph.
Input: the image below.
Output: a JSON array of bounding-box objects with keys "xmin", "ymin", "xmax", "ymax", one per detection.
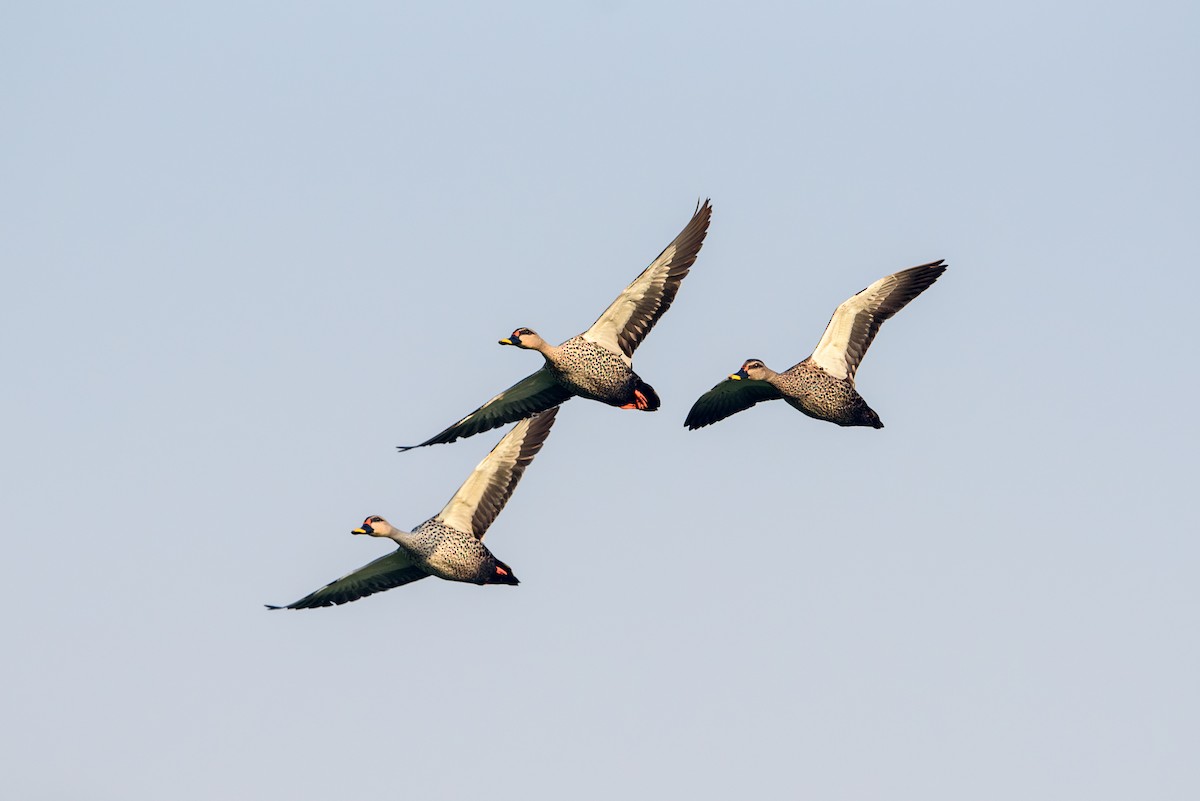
[
  {"xmin": 620, "ymin": 389, "xmax": 651, "ymax": 410},
  {"xmin": 495, "ymin": 566, "xmax": 509, "ymax": 576}
]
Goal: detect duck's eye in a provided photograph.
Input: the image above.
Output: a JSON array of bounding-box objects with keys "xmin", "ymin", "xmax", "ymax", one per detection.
[{"xmin": 369, "ymin": 516, "xmax": 382, "ymax": 523}]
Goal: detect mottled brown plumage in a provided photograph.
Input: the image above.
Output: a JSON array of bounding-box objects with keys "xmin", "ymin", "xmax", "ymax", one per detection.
[
  {"xmin": 685, "ymin": 260, "xmax": 946, "ymax": 431},
  {"xmin": 399, "ymin": 200, "xmax": 711, "ymax": 450},
  {"xmin": 269, "ymin": 409, "xmax": 557, "ymax": 610}
]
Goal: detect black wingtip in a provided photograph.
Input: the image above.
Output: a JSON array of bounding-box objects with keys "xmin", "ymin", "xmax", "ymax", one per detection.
[
  {"xmin": 913, "ymin": 259, "xmax": 948, "ymax": 279},
  {"xmin": 397, "ymin": 441, "xmax": 441, "ymax": 452},
  {"xmin": 683, "ymin": 402, "xmax": 713, "ymax": 430},
  {"xmin": 398, "ymin": 435, "xmax": 461, "ymax": 452},
  {"xmin": 265, "ymin": 604, "xmax": 283, "ymax": 610}
]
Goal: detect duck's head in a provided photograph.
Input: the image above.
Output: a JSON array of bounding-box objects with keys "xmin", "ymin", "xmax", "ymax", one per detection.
[
  {"xmin": 352, "ymin": 515, "xmax": 396, "ymax": 537},
  {"xmin": 730, "ymin": 358, "xmax": 771, "ymax": 381},
  {"xmin": 499, "ymin": 327, "xmax": 545, "ymax": 349}
]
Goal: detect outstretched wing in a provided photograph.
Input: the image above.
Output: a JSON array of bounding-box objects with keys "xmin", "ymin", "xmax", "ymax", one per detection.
[
  {"xmin": 436, "ymin": 408, "xmax": 558, "ymax": 539},
  {"xmin": 581, "ymin": 199, "xmax": 712, "ymax": 361},
  {"xmin": 398, "ymin": 369, "xmax": 571, "ymax": 451},
  {"xmin": 684, "ymin": 377, "xmax": 782, "ymax": 430},
  {"xmin": 266, "ymin": 549, "xmax": 429, "ymax": 610},
  {"xmin": 807, "ymin": 260, "xmax": 946, "ymax": 383}
]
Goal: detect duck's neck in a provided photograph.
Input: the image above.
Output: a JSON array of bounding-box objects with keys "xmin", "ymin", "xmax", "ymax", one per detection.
[
  {"xmin": 384, "ymin": 529, "xmax": 419, "ymax": 550},
  {"xmin": 529, "ymin": 340, "xmax": 560, "ymax": 363}
]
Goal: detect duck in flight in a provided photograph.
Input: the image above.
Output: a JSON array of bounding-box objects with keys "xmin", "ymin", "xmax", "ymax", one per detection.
[
  {"xmin": 684, "ymin": 260, "xmax": 946, "ymax": 431},
  {"xmin": 398, "ymin": 199, "xmax": 712, "ymax": 451},
  {"xmin": 268, "ymin": 409, "xmax": 557, "ymax": 609}
]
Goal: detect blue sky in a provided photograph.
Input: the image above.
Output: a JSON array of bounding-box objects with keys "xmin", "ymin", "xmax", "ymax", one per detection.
[{"xmin": 3, "ymin": 2, "xmax": 1198, "ymax": 798}]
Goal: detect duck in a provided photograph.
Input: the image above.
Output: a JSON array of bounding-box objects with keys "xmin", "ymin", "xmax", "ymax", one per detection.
[
  {"xmin": 398, "ymin": 199, "xmax": 712, "ymax": 451},
  {"xmin": 268, "ymin": 408, "xmax": 557, "ymax": 609},
  {"xmin": 684, "ymin": 259, "xmax": 946, "ymax": 431}
]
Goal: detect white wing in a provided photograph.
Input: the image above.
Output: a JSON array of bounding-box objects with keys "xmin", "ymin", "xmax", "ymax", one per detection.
[
  {"xmin": 435, "ymin": 407, "xmax": 558, "ymax": 540},
  {"xmin": 581, "ymin": 200, "xmax": 712, "ymax": 361},
  {"xmin": 807, "ymin": 260, "xmax": 946, "ymax": 382}
]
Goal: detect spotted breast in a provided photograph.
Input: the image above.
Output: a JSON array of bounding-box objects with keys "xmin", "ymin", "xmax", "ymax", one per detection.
[
  {"xmin": 684, "ymin": 260, "xmax": 945, "ymax": 432},
  {"xmin": 407, "ymin": 518, "xmax": 515, "ymax": 585},
  {"xmin": 399, "ymin": 199, "xmax": 711, "ymax": 450},
  {"xmin": 545, "ymin": 336, "xmax": 652, "ymax": 407},
  {"xmin": 777, "ymin": 362, "xmax": 882, "ymax": 428},
  {"xmin": 268, "ymin": 410, "xmax": 556, "ymax": 609}
]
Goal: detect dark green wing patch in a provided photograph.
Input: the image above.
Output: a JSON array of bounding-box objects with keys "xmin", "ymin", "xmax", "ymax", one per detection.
[
  {"xmin": 267, "ymin": 550, "xmax": 429, "ymax": 610},
  {"xmin": 398, "ymin": 369, "xmax": 572, "ymax": 451},
  {"xmin": 684, "ymin": 377, "xmax": 782, "ymax": 430}
]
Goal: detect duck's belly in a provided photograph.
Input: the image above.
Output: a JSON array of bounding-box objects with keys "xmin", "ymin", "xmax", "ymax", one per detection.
[
  {"xmin": 412, "ymin": 521, "xmax": 492, "ymax": 583},
  {"xmin": 552, "ymin": 339, "xmax": 636, "ymax": 402},
  {"xmin": 779, "ymin": 370, "xmax": 867, "ymax": 425}
]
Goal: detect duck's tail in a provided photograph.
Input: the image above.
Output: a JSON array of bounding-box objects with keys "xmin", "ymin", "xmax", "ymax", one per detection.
[
  {"xmin": 486, "ymin": 559, "xmax": 521, "ymax": 586},
  {"xmin": 855, "ymin": 405, "xmax": 884, "ymax": 429},
  {"xmin": 620, "ymin": 377, "xmax": 661, "ymax": 411}
]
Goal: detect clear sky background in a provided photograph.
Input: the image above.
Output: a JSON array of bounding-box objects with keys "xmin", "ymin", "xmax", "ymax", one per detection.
[{"xmin": 3, "ymin": 2, "xmax": 1198, "ymax": 798}]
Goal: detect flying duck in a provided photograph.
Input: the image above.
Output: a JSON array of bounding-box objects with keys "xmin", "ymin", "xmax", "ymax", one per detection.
[
  {"xmin": 684, "ymin": 260, "xmax": 946, "ymax": 431},
  {"xmin": 269, "ymin": 408, "xmax": 557, "ymax": 609},
  {"xmin": 398, "ymin": 199, "xmax": 712, "ymax": 450}
]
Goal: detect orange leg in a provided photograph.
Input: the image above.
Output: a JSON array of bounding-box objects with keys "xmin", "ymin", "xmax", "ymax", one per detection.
[{"xmin": 621, "ymin": 389, "xmax": 651, "ymax": 410}]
